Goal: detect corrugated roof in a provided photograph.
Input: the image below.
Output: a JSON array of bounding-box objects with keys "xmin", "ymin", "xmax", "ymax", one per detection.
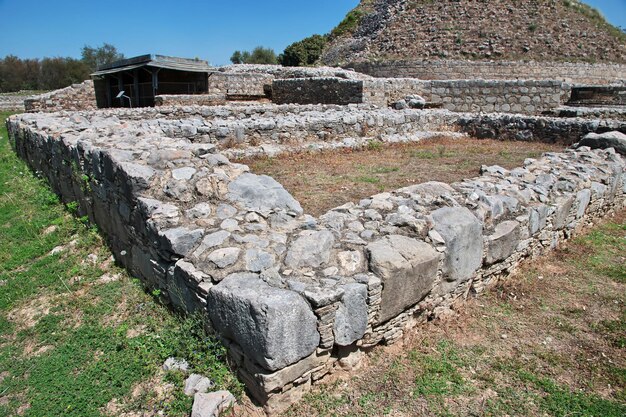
[{"xmin": 92, "ymin": 54, "xmax": 211, "ymax": 76}]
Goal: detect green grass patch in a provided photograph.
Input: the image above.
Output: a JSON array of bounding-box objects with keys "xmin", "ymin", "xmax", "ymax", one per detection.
[
  {"xmin": 575, "ymin": 222, "xmax": 626, "ymax": 283},
  {"xmin": 0, "ymin": 112, "xmax": 240, "ymax": 416}
]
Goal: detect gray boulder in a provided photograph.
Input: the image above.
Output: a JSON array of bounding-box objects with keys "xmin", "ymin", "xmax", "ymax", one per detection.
[
  {"xmin": 577, "ymin": 131, "xmax": 626, "ymax": 155},
  {"xmin": 333, "ymin": 283, "xmax": 368, "ymax": 346},
  {"xmin": 284, "ymin": 230, "xmax": 335, "ymax": 269},
  {"xmin": 407, "ymin": 95, "xmax": 426, "ymax": 109},
  {"xmin": 158, "ymin": 227, "xmax": 204, "ymax": 258},
  {"xmin": 367, "ymin": 235, "xmax": 440, "ymax": 323},
  {"xmin": 184, "ymin": 374, "xmax": 214, "ymax": 396},
  {"xmin": 431, "ymin": 207, "xmax": 483, "ymax": 283},
  {"xmin": 207, "ymin": 273, "xmax": 319, "ymax": 371},
  {"xmin": 485, "ymin": 221, "xmax": 520, "ymax": 265},
  {"xmin": 227, "ymin": 173, "xmax": 303, "ymax": 216},
  {"xmin": 394, "ymin": 100, "xmax": 408, "ymax": 110},
  {"xmin": 191, "ymin": 391, "xmax": 235, "ymax": 417}
]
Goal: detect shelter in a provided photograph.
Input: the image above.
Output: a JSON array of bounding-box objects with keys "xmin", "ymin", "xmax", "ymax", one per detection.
[{"xmin": 92, "ymin": 55, "xmax": 212, "ymax": 108}]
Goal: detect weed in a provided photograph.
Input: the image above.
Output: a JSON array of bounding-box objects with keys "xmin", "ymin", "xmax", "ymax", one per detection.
[
  {"xmin": 66, "ymin": 200, "xmax": 79, "ymax": 214},
  {"xmin": 366, "ymin": 139, "xmax": 383, "ymax": 151},
  {"xmin": 356, "ymin": 176, "xmax": 381, "ymax": 184}
]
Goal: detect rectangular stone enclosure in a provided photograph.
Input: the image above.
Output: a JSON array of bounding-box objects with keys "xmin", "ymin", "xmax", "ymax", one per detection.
[{"xmin": 6, "ymin": 104, "xmax": 626, "ymax": 414}]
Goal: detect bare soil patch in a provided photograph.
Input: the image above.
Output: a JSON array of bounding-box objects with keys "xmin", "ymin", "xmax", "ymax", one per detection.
[{"xmin": 239, "ymin": 137, "xmax": 563, "ymax": 216}]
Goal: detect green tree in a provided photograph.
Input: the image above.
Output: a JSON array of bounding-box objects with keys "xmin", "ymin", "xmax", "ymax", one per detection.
[
  {"xmin": 81, "ymin": 43, "xmax": 124, "ymax": 72},
  {"xmin": 39, "ymin": 57, "xmax": 89, "ymax": 90},
  {"xmin": 229, "ymin": 46, "xmax": 277, "ymax": 65},
  {"xmin": 230, "ymin": 50, "xmax": 250, "ymax": 64},
  {"xmin": 279, "ymin": 34, "xmax": 327, "ymax": 67}
]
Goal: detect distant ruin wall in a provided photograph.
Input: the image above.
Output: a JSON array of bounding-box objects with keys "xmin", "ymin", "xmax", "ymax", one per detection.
[
  {"xmin": 347, "ymin": 60, "xmax": 626, "ymax": 85},
  {"xmin": 458, "ymin": 114, "xmax": 626, "ymax": 143},
  {"xmin": 275, "ymin": 77, "xmax": 568, "ymax": 114},
  {"xmin": 24, "ymin": 80, "xmax": 97, "ymax": 113},
  {"xmin": 208, "ymin": 72, "xmax": 273, "ymax": 98},
  {"xmin": 7, "ymin": 107, "xmax": 626, "ymax": 414},
  {"xmin": 273, "ymin": 78, "xmax": 364, "ymax": 105},
  {"xmin": 154, "ymin": 94, "xmax": 227, "ymax": 107}
]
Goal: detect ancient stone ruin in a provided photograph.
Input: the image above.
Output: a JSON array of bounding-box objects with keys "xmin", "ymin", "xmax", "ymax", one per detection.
[{"xmin": 5, "ymin": 45, "xmax": 626, "ymax": 415}]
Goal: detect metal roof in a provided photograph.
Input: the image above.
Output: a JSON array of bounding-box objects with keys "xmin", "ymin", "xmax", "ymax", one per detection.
[{"xmin": 92, "ymin": 54, "xmax": 211, "ymax": 76}]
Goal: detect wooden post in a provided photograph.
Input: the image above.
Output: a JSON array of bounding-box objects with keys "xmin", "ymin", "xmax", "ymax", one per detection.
[{"xmin": 133, "ymin": 69, "xmax": 140, "ymax": 107}]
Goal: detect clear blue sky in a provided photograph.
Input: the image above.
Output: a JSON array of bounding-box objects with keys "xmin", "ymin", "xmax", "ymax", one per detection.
[{"xmin": 0, "ymin": 0, "xmax": 623, "ymax": 66}]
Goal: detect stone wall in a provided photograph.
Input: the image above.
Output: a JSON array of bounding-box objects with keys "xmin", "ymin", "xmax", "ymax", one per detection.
[
  {"xmin": 7, "ymin": 106, "xmax": 625, "ymax": 414},
  {"xmin": 568, "ymin": 85, "xmax": 626, "ymax": 107},
  {"xmin": 24, "ymin": 80, "xmax": 97, "ymax": 112},
  {"xmin": 154, "ymin": 94, "xmax": 227, "ymax": 107},
  {"xmin": 0, "ymin": 93, "xmax": 30, "ymax": 111},
  {"xmin": 458, "ymin": 114, "xmax": 626, "ymax": 144},
  {"xmin": 208, "ymin": 72, "xmax": 273, "ymax": 98},
  {"xmin": 274, "ymin": 77, "xmax": 568, "ymax": 114},
  {"xmin": 347, "ymin": 60, "xmax": 626, "ymax": 85},
  {"xmin": 273, "ymin": 78, "xmax": 364, "ymax": 105}
]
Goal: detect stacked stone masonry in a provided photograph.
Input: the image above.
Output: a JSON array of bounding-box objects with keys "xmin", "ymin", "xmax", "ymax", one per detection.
[
  {"xmin": 347, "ymin": 60, "xmax": 626, "ymax": 85},
  {"xmin": 24, "ymin": 80, "xmax": 97, "ymax": 112},
  {"xmin": 6, "ymin": 105, "xmax": 625, "ymax": 414},
  {"xmin": 274, "ymin": 77, "xmax": 569, "ymax": 114}
]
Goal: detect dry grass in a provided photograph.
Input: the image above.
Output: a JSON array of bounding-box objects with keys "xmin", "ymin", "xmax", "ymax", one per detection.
[{"xmin": 240, "ymin": 137, "xmax": 563, "ymax": 216}]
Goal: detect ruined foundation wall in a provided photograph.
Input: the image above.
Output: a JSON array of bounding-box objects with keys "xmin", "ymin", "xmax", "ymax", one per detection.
[
  {"xmin": 208, "ymin": 72, "xmax": 273, "ymax": 98},
  {"xmin": 6, "ymin": 108, "xmax": 625, "ymax": 414},
  {"xmin": 154, "ymin": 94, "xmax": 227, "ymax": 107},
  {"xmin": 459, "ymin": 113, "xmax": 626, "ymax": 144},
  {"xmin": 274, "ymin": 77, "xmax": 568, "ymax": 114},
  {"xmin": 273, "ymin": 78, "xmax": 364, "ymax": 105},
  {"xmin": 348, "ymin": 60, "xmax": 626, "ymax": 85},
  {"xmin": 24, "ymin": 80, "xmax": 97, "ymax": 112}
]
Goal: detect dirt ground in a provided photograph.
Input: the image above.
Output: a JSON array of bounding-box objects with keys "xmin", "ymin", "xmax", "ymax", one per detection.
[{"xmin": 239, "ymin": 137, "xmax": 563, "ymax": 216}]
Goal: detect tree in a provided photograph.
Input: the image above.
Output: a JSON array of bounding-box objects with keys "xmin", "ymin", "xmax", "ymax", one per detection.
[
  {"xmin": 230, "ymin": 50, "xmax": 250, "ymax": 64},
  {"xmin": 279, "ymin": 35, "xmax": 327, "ymax": 67},
  {"xmin": 81, "ymin": 43, "xmax": 124, "ymax": 72},
  {"xmin": 229, "ymin": 46, "xmax": 277, "ymax": 65},
  {"xmin": 39, "ymin": 57, "xmax": 89, "ymax": 90}
]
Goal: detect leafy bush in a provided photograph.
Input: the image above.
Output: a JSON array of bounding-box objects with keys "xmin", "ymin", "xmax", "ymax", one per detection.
[
  {"xmin": 230, "ymin": 46, "xmax": 278, "ymax": 65},
  {"xmin": 279, "ymin": 34, "xmax": 327, "ymax": 67},
  {"xmin": 329, "ymin": 9, "xmax": 365, "ymax": 39}
]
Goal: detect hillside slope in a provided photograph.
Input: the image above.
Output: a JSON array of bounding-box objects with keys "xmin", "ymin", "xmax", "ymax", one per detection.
[{"xmin": 321, "ymin": 0, "xmax": 626, "ymax": 65}]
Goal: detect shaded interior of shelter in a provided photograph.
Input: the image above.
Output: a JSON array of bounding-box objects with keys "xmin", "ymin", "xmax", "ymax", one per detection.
[
  {"xmin": 238, "ymin": 136, "xmax": 565, "ymax": 217},
  {"xmin": 92, "ymin": 55, "xmax": 211, "ymax": 108}
]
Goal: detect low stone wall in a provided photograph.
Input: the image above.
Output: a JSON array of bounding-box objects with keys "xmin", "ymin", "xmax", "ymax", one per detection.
[
  {"xmin": 208, "ymin": 72, "xmax": 273, "ymax": 98},
  {"xmin": 568, "ymin": 85, "xmax": 626, "ymax": 106},
  {"xmin": 459, "ymin": 113, "xmax": 626, "ymax": 144},
  {"xmin": 24, "ymin": 80, "xmax": 97, "ymax": 112},
  {"xmin": 0, "ymin": 93, "xmax": 31, "ymax": 111},
  {"xmin": 347, "ymin": 60, "xmax": 626, "ymax": 85},
  {"xmin": 274, "ymin": 77, "xmax": 567, "ymax": 114},
  {"xmin": 273, "ymin": 78, "xmax": 364, "ymax": 105},
  {"xmin": 7, "ymin": 107, "xmax": 626, "ymax": 414},
  {"xmin": 154, "ymin": 94, "xmax": 227, "ymax": 107}
]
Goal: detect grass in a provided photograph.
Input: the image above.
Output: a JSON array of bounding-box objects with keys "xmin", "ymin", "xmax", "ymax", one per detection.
[
  {"xmin": 239, "ymin": 136, "xmax": 562, "ymax": 216},
  {"xmin": 0, "ymin": 112, "xmax": 241, "ymax": 416},
  {"xmin": 285, "ymin": 211, "xmax": 626, "ymax": 416}
]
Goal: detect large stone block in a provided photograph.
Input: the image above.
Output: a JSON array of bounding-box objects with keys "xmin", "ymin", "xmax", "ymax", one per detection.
[
  {"xmin": 553, "ymin": 196, "xmax": 575, "ymax": 230},
  {"xmin": 431, "ymin": 207, "xmax": 483, "ymax": 283},
  {"xmin": 485, "ymin": 220, "xmax": 520, "ymax": 265},
  {"xmin": 227, "ymin": 173, "xmax": 303, "ymax": 216},
  {"xmin": 284, "ymin": 230, "xmax": 335, "ymax": 269},
  {"xmin": 333, "ymin": 283, "xmax": 368, "ymax": 346},
  {"xmin": 367, "ymin": 235, "xmax": 440, "ymax": 324},
  {"xmin": 207, "ymin": 273, "xmax": 320, "ymax": 371}
]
